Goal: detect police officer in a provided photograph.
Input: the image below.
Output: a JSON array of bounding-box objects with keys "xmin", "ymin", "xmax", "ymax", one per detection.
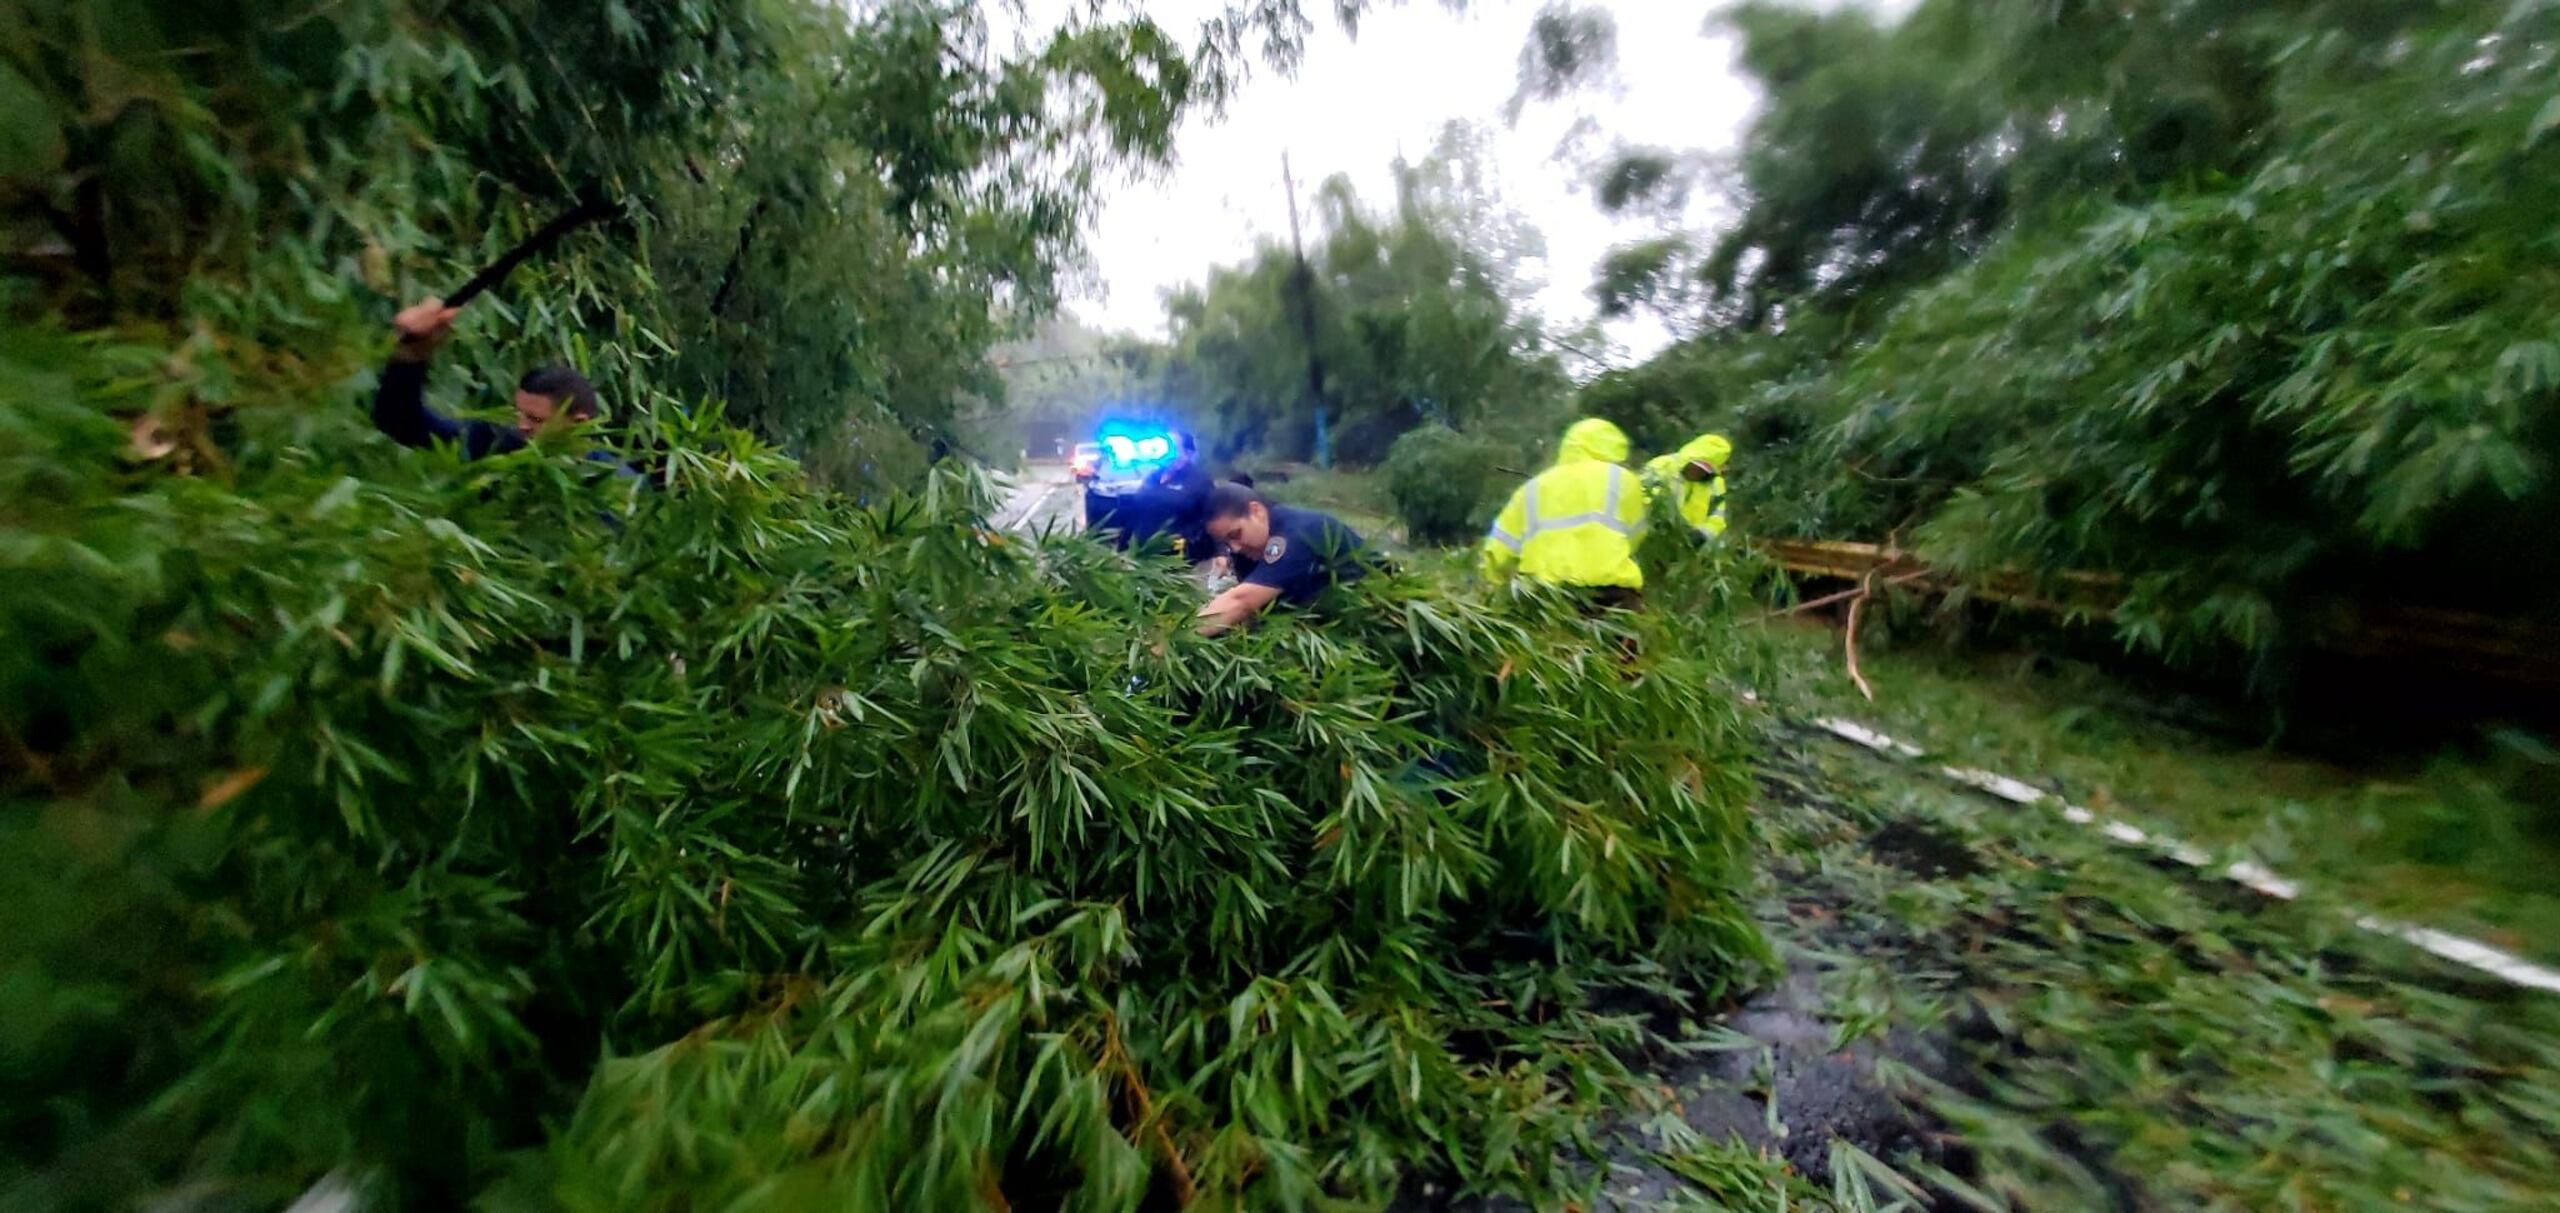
[
  {"xmin": 1143, "ymin": 431, "xmax": 1208, "ymax": 496},
  {"xmin": 1195, "ymin": 483, "xmax": 1376, "ymax": 634},
  {"xmin": 1142, "ymin": 430, "xmax": 1216, "ymax": 564}
]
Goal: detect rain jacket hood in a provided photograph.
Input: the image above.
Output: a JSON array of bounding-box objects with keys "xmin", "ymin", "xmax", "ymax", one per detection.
[
  {"xmin": 1645, "ymin": 431, "xmax": 1735, "ymax": 539},
  {"xmin": 1555, "ymin": 418, "xmax": 1631, "ymax": 467},
  {"xmin": 1673, "ymin": 432, "xmax": 1732, "ymax": 470}
]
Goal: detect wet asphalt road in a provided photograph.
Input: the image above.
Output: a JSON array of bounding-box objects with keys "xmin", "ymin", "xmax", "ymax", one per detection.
[{"xmin": 993, "ymin": 463, "xmax": 1084, "ymax": 535}]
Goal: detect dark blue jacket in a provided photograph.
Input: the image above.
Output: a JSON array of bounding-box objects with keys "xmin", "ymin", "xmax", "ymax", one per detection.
[{"xmin": 372, "ymin": 359, "xmax": 637, "ymax": 479}]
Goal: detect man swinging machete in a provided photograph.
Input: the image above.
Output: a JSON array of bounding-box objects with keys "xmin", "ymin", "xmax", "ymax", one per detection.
[
  {"xmin": 367, "ymin": 198, "xmax": 636, "ymax": 479},
  {"xmin": 373, "ymin": 297, "xmax": 631, "ymax": 477}
]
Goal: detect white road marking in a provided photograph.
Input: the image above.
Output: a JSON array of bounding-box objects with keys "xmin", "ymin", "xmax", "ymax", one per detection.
[
  {"xmin": 1812, "ymin": 716, "xmax": 1926, "ymax": 759},
  {"xmin": 992, "ymin": 475, "xmax": 1069, "ymax": 534},
  {"xmin": 1800, "ymin": 713, "xmax": 2560, "ymax": 995}
]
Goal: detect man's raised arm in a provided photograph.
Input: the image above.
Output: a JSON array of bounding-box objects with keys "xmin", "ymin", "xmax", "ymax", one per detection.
[{"xmin": 371, "ymin": 297, "xmax": 469, "ymax": 449}]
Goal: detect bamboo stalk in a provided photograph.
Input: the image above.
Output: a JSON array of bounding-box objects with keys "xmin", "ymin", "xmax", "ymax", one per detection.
[
  {"xmin": 1843, "ymin": 567, "xmax": 1878, "ymax": 702},
  {"xmin": 1102, "ymin": 1016, "xmax": 1196, "ymax": 1206},
  {"xmin": 1765, "ymin": 569, "xmax": 1933, "ymax": 618}
]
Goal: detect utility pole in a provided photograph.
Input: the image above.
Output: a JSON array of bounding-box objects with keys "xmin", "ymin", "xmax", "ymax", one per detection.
[{"xmin": 1282, "ymin": 152, "xmax": 1334, "ymax": 469}]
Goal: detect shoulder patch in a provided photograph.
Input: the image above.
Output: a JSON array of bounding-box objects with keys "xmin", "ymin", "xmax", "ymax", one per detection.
[{"xmin": 1263, "ymin": 536, "xmax": 1288, "ymax": 563}]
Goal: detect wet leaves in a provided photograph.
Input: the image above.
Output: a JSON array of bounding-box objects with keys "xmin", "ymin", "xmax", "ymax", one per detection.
[{"xmin": 1, "ymin": 397, "xmax": 1771, "ymax": 1207}]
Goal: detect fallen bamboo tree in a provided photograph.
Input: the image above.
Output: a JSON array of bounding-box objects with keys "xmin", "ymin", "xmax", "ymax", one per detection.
[
  {"xmin": 1759, "ymin": 538, "xmax": 2560, "ymax": 687},
  {"xmin": 1, "ymin": 389, "xmax": 1773, "ymax": 1208}
]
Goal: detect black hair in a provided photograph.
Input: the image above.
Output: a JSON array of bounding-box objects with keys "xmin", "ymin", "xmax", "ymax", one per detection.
[
  {"xmin": 1175, "ymin": 430, "xmax": 1198, "ymax": 454},
  {"xmin": 518, "ymin": 364, "xmax": 600, "ymax": 420},
  {"xmin": 1204, "ymin": 481, "xmax": 1268, "ymax": 522}
]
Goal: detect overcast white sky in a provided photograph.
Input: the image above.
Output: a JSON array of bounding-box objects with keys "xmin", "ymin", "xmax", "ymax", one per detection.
[{"xmin": 1025, "ymin": 0, "xmax": 1762, "ymax": 364}]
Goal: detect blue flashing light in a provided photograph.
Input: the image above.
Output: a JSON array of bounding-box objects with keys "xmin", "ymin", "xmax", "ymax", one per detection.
[{"xmin": 1094, "ymin": 422, "xmax": 1177, "ymax": 468}]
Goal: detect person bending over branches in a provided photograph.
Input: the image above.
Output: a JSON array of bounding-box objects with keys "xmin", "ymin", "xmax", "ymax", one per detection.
[
  {"xmin": 1143, "ymin": 430, "xmax": 1219, "ymax": 566},
  {"xmin": 1194, "ymin": 484, "xmax": 1377, "ymax": 635}
]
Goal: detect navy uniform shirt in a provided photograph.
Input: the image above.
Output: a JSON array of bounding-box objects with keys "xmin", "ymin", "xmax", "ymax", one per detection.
[
  {"xmin": 1142, "ymin": 461, "xmax": 1210, "ymax": 499},
  {"xmin": 1141, "ymin": 462, "xmax": 1214, "ymax": 558},
  {"xmin": 1240, "ymin": 505, "xmax": 1373, "ymax": 605}
]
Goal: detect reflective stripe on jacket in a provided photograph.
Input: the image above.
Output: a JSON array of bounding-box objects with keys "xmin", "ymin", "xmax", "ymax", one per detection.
[
  {"xmin": 1482, "ymin": 418, "xmax": 1647, "ymax": 590},
  {"xmin": 1644, "ymin": 432, "xmax": 1732, "ymax": 538}
]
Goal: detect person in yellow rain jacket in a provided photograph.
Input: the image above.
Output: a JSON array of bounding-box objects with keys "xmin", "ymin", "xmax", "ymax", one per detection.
[
  {"xmin": 1481, "ymin": 418, "xmax": 1648, "ymax": 600},
  {"xmin": 1645, "ymin": 432, "xmax": 1733, "ymax": 539}
]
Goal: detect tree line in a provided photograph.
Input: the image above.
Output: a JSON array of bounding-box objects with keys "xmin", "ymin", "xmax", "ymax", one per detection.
[
  {"xmin": 1024, "ymin": 0, "xmax": 2558, "ymax": 686},
  {"xmin": 3, "ymin": 0, "xmax": 1425, "ymax": 492},
  {"xmin": 1001, "ymin": 121, "xmax": 1587, "ymax": 474},
  {"xmin": 1558, "ymin": 0, "xmax": 2560, "ymax": 680}
]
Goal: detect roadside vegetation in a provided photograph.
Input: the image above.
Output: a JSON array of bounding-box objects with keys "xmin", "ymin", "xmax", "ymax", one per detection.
[
  {"xmin": 1558, "ymin": 0, "xmax": 2560, "ymax": 681},
  {"xmin": 1257, "ymin": 464, "xmax": 1406, "ymax": 548},
  {"xmin": 7, "ymin": 0, "xmax": 2558, "ymax": 1209}
]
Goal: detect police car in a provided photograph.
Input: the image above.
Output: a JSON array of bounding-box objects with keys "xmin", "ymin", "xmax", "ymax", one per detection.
[
  {"xmin": 1086, "ymin": 428, "xmax": 1176, "ymax": 495},
  {"xmin": 1081, "ymin": 424, "xmax": 1203, "ymax": 557}
]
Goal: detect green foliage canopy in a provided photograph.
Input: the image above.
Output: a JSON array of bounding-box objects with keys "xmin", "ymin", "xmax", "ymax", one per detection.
[
  {"xmin": 2, "ymin": 2, "xmax": 1779, "ymax": 1205},
  {"xmin": 0, "ymin": 0, "xmax": 1385, "ymax": 493},
  {"xmin": 1, "ymin": 327, "xmax": 1767, "ymax": 1207},
  {"xmin": 1569, "ymin": 0, "xmax": 2560, "ymax": 675}
]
